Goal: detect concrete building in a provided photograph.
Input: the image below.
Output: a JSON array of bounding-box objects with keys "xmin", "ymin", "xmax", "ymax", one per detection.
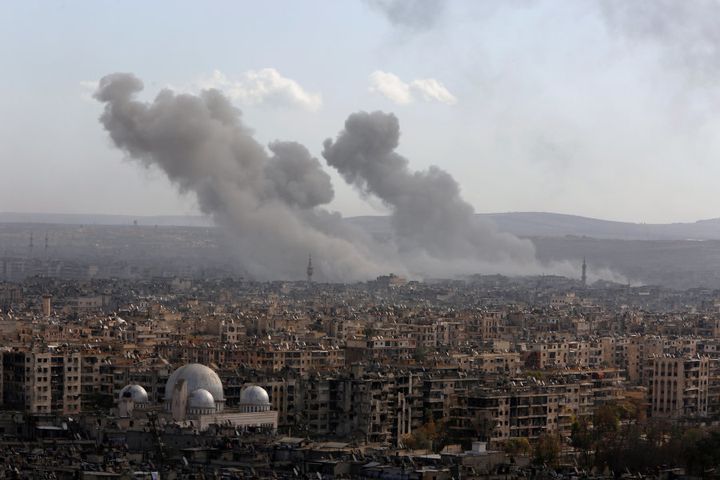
[
  {"xmin": 450, "ymin": 380, "xmax": 593, "ymax": 447},
  {"xmin": 1, "ymin": 349, "xmax": 82, "ymax": 415},
  {"xmin": 647, "ymin": 355, "xmax": 710, "ymax": 419}
]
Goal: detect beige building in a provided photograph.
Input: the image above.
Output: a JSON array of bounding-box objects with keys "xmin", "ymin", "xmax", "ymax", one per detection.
[
  {"xmin": 451, "ymin": 381, "xmax": 594, "ymax": 447},
  {"xmin": 2, "ymin": 349, "xmax": 82, "ymax": 415},
  {"xmin": 647, "ymin": 355, "xmax": 710, "ymax": 418},
  {"xmin": 528, "ymin": 341, "xmax": 592, "ymax": 369},
  {"xmin": 243, "ymin": 343, "xmax": 345, "ymax": 374}
]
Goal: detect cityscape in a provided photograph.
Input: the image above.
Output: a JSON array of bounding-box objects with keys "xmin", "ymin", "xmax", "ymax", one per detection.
[{"xmin": 2, "ymin": 250, "xmax": 720, "ymax": 478}]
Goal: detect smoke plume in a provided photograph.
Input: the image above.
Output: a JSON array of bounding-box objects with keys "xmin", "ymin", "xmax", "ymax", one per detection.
[
  {"xmin": 322, "ymin": 111, "xmax": 538, "ymax": 273},
  {"xmin": 95, "ymin": 73, "xmax": 585, "ymax": 281},
  {"xmin": 94, "ymin": 72, "xmax": 397, "ymax": 281}
]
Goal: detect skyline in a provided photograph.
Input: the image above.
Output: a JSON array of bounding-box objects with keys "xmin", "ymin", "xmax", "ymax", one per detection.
[{"xmin": 3, "ymin": 1, "xmax": 720, "ymax": 223}]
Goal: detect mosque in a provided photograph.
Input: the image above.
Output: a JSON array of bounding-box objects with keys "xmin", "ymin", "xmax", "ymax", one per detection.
[{"xmin": 118, "ymin": 363, "xmax": 278, "ymax": 432}]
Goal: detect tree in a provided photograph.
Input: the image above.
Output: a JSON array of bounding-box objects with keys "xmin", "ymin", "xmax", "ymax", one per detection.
[
  {"xmin": 413, "ymin": 345, "xmax": 428, "ymax": 362},
  {"xmin": 593, "ymin": 404, "xmax": 619, "ymax": 437},
  {"xmin": 678, "ymin": 427, "xmax": 706, "ymax": 475},
  {"xmin": 533, "ymin": 433, "xmax": 562, "ymax": 466},
  {"xmin": 616, "ymin": 397, "xmax": 644, "ymax": 423},
  {"xmin": 504, "ymin": 437, "xmax": 530, "ymax": 456},
  {"xmin": 401, "ymin": 417, "xmax": 446, "ymax": 451},
  {"xmin": 684, "ymin": 429, "xmax": 720, "ymax": 475},
  {"xmin": 570, "ymin": 417, "xmax": 591, "ymax": 450},
  {"xmin": 570, "ymin": 416, "xmax": 592, "ymax": 467},
  {"xmin": 592, "ymin": 404, "xmax": 621, "ymax": 471}
]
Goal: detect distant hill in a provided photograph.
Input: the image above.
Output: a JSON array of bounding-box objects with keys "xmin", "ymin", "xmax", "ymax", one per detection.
[
  {"xmin": 5, "ymin": 212, "xmax": 720, "ymax": 288},
  {"xmin": 5, "ymin": 211, "xmax": 720, "ymax": 241},
  {"xmin": 347, "ymin": 212, "xmax": 720, "ymax": 241}
]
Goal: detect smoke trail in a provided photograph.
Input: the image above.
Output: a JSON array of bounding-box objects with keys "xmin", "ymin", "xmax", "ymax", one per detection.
[
  {"xmin": 322, "ymin": 111, "xmax": 539, "ymax": 273},
  {"xmin": 94, "ymin": 73, "xmax": 398, "ymax": 281}
]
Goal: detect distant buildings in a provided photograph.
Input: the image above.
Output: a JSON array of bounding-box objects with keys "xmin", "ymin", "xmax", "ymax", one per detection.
[{"xmin": 1, "ymin": 272, "xmax": 720, "ymax": 476}]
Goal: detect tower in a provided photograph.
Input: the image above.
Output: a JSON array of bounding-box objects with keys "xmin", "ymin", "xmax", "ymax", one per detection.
[
  {"xmin": 28, "ymin": 232, "xmax": 34, "ymax": 257},
  {"xmin": 306, "ymin": 254, "xmax": 314, "ymax": 283},
  {"xmin": 581, "ymin": 257, "xmax": 587, "ymax": 286},
  {"xmin": 42, "ymin": 294, "xmax": 52, "ymax": 317}
]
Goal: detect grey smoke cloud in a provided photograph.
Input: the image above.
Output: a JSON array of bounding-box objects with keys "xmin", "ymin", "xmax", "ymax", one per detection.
[
  {"xmin": 322, "ymin": 111, "xmax": 537, "ymax": 266},
  {"xmin": 95, "ymin": 72, "xmax": 593, "ymax": 281},
  {"xmin": 265, "ymin": 141, "xmax": 334, "ymax": 209},
  {"xmin": 598, "ymin": 0, "xmax": 720, "ymax": 79},
  {"xmin": 94, "ymin": 72, "xmax": 396, "ymax": 281},
  {"xmin": 364, "ymin": 0, "xmax": 446, "ymax": 29}
]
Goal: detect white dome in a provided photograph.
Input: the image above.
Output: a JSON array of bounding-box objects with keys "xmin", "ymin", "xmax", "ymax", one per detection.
[
  {"xmin": 240, "ymin": 385, "xmax": 270, "ymax": 406},
  {"xmin": 188, "ymin": 389, "xmax": 216, "ymax": 410},
  {"xmin": 165, "ymin": 363, "xmax": 224, "ymax": 403},
  {"xmin": 119, "ymin": 384, "xmax": 148, "ymax": 404}
]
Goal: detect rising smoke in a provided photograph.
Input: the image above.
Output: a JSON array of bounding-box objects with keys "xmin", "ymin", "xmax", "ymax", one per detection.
[
  {"xmin": 95, "ymin": 72, "xmax": 591, "ymax": 281},
  {"xmin": 322, "ymin": 111, "xmax": 537, "ymax": 269},
  {"xmin": 94, "ymin": 73, "xmax": 397, "ymax": 281}
]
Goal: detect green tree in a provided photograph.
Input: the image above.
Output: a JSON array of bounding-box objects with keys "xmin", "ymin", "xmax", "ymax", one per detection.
[
  {"xmin": 413, "ymin": 345, "xmax": 428, "ymax": 362},
  {"xmin": 686, "ymin": 430, "xmax": 720, "ymax": 475},
  {"xmin": 593, "ymin": 404, "xmax": 620, "ymax": 437},
  {"xmin": 402, "ymin": 417, "xmax": 447, "ymax": 452},
  {"xmin": 504, "ymin": 437, "xmax": 530, "ymax": 456},
  {"xmin": 678, "ymin": 427, "xmax": 706, "ymax": 475},
  {"xmin": 533, "ymin": 433, "xmax": 562, "ymax": 466},
  {"xmin": 570, "ymin": 417, "xmax": 592, "ymax": 451},
  {"xmin": 570, "ymin": 416, "xmax": 592, "ymax": 467}
]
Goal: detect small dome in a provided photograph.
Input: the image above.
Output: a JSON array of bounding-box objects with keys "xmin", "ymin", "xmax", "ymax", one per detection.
[
  {"xmin": 119, "ymin": 384, "xmax": 148, "ymax": 404},
  {"xmin": 164, "ymin": 363, "xmax": 224, "ymax": 403},
  {"xmin": 188, "ymin": 389, "xmax": 216, "ymax": 410},
  {"xmin": 240, "ymin": 385, "xmax": 270, "ymax": 406}
]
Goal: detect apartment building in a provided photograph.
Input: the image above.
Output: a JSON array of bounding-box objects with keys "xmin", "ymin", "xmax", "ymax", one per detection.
[
  {"xmin": 450, "ymin": 380, "xmax": 594, "ymax": 447},
  {"xmin": 242, "ymin": 344, "xmax": 345, "ymax": 374},
  {"xmin": 112, "ymin": 359, "xmax": 171, "ymax": 405},
  {"xmin": 1, "ymin": 349, "xmax": 82, "ymax": 415},
  {"xmin": 646, "ymin": 355, "xmax": 710, "ymax": 418},
  {"xmin": 345, "ymin": 336, "xmax": 416, "ymax": 364},
  {"xmin": 527, "ymin": 341, "xmax": 593, "ymax": 369}
]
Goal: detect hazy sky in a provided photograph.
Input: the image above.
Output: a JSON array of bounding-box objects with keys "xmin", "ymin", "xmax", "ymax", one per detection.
[{"xmin": 2, "ymin": 0, "xmax": 720, "ymax": 223}]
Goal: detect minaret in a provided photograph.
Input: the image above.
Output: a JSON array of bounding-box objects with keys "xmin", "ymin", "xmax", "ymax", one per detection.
[
  {"xmin": 44, "ymin": 232, "xmax": 49, "ymax": 255},
  {"xmin": 306, "ymin": 254, "xmax": 314, "ymax": 283},
  {"xmin": 581, "ymin": 257, "xmax": 587, "ymax": 286},
  {"xmin": 28, "ymin": 232, "xmax": 34, "ymax": 257},
  {"xmin": 42, "ymin": 294, "xmax": 52, "ymax": 318}
]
